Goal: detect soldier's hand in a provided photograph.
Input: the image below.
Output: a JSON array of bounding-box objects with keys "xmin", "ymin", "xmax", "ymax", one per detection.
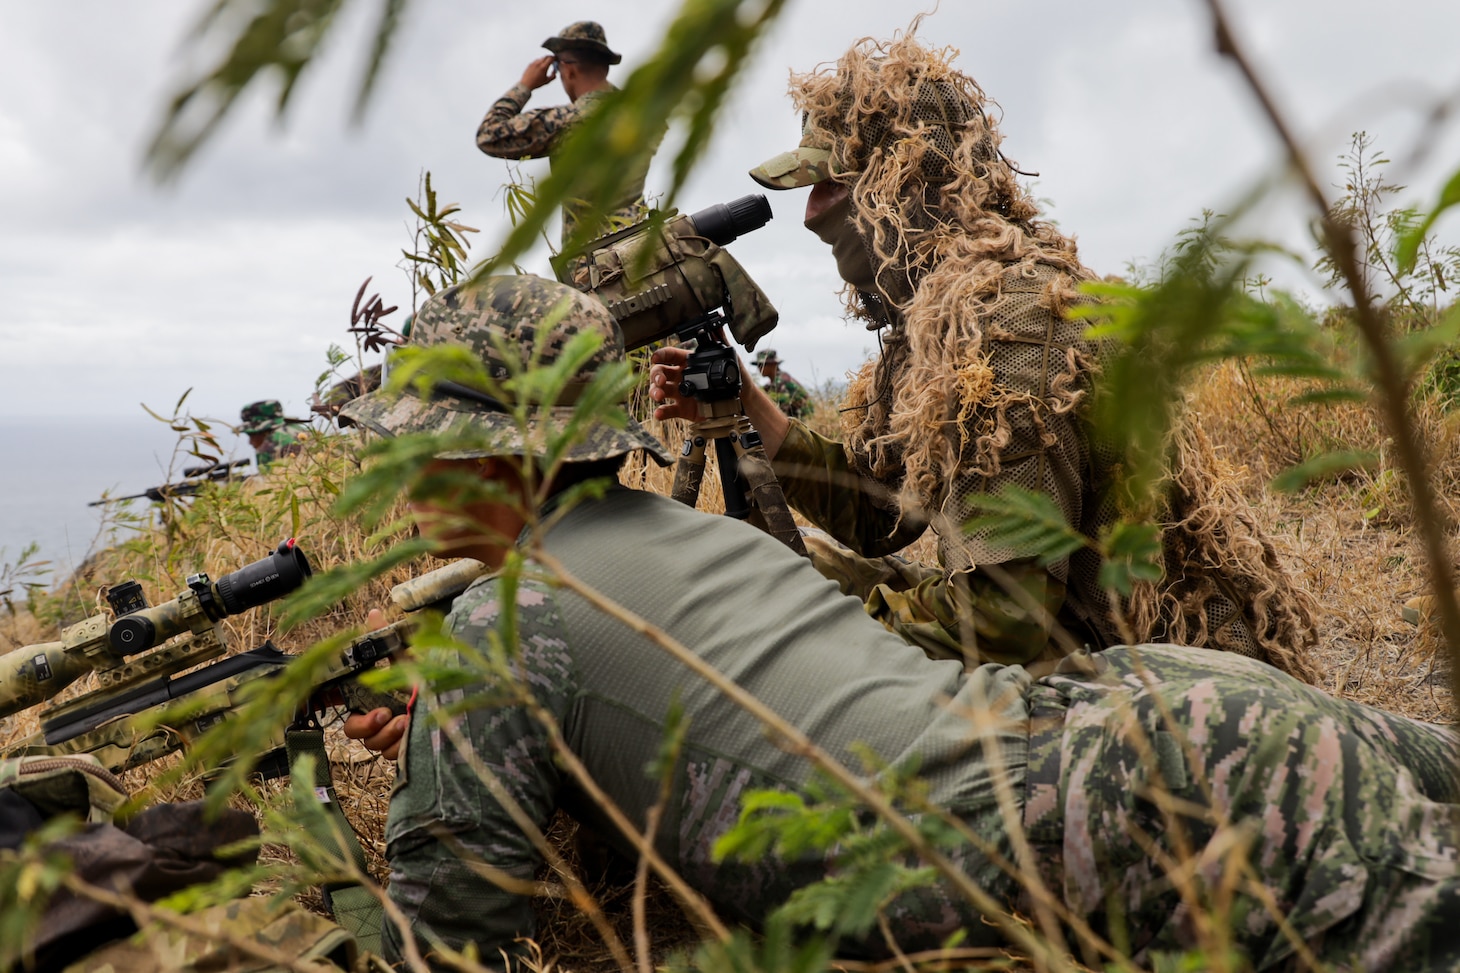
[
  {"xmin": 344, "ymin": 707, "xmax": 408, "ymax": 761},
  {"xmin": 342, "ymin": 606, "xmax": 409, "ymax": 760},
  {"xmin": 649, "ymin": 347, "xmax": 698, "ymax": 422},
  {"xmin": 521, "ymin": 55, "xmax": 557, "ymax": 90}
]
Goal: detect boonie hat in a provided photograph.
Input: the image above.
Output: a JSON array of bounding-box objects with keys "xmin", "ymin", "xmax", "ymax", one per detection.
[
  {"xmin": 542, "ymin": 21, "xmax": 622, "ymax": 65},
  {"xmin": 340, "ymin": 275, "xmax": 671, "ymax": 466}
]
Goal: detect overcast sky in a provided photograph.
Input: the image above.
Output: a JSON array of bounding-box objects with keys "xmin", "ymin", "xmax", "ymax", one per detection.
[{"xmin": 3, "ymin": 0, "xmax": 1459, "ymax": 431}]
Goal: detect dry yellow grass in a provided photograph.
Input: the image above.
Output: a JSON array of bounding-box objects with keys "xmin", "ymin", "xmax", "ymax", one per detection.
[{"xmin": 1187, "ymin": 358, "xmax": 1457, "ymax": 723}]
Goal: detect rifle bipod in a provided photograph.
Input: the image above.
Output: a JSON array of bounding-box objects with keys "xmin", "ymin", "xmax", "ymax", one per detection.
[{"xmin": 669, "ymin": 406, "xmax": 808, "ymax": 558}]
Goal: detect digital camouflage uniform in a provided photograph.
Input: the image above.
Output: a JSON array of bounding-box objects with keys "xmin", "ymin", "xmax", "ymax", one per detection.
[
  {"xmin": 380, "ymin": 490, "xmax": 1460, "ymax": 970},
  {"xmin": 475, "ymin": 22, "xmax": 657, "ymax": 246},
  {"xmin": 338, "ymin": 274, "xmax": 1460, "ymax": 971},
  {"xmin": 240, "ymin": 399, "xmax": 307, "ymax": 472}
]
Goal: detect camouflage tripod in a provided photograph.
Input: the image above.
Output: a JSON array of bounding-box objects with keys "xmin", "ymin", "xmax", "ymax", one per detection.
[{"xmin": 668, "ymin": 325, "xmax": 807, "ymax": 557}]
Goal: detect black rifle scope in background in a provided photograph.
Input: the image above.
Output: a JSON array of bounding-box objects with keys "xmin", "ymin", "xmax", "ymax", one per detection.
[
  {"xmin": 108, "ymin": 539, "xmax": 312, "ymax": 655},
  {"xmin": 687, "ymin": 195, "xmax": 773, "ymax": 247}
]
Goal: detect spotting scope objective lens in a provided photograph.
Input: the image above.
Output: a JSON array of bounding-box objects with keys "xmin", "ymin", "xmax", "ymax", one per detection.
[
  {"xmin": 687, "ymin": 195, "xmax": 772, "ymax": 247},
  {"xmin": 215, "ymin": 538, "xmax": 313, "ymax": 616}
]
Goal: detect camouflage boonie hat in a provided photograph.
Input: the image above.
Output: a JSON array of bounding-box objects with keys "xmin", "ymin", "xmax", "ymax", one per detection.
[
  {"xmin": 240, "ymin": 399, "xmax": 287, "ymax": 435},
  {"xmin": 339, "ymin": 275, "xmax": 672, "ymax": 466},
  {"xmin": 543, "ymin": 21, "xmax": 622, "ymax": 65},
  {"xmin": 752, "ymin": 349, "xmax": 782, "ymax": 366},
  {"xmin": 749, "ymin": 116, "xmax": 834, "ymax": 190}
]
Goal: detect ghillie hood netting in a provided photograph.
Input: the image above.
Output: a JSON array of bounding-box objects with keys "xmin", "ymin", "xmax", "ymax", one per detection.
[{"xmin": 796, "ymin": 28, "xmax": 1318, "ymax": 677}]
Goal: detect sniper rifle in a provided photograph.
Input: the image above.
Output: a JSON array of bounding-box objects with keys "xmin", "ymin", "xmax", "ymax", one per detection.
[
  {"xmin": 0, "ymin": 541, "xmax": 486, "ymax": 952},
  {"xmin": 88, "ymin": 458, "xmax": 253, "ymax": 507},
  {"xmin": 0, "ymin": 541, "xmax": 486, "ymax": 778}
]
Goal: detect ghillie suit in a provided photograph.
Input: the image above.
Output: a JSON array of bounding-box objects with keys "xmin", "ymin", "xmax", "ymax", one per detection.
[{"xmin": 783, "ymin": 29, "xmax": 1318, "ymax": 679}]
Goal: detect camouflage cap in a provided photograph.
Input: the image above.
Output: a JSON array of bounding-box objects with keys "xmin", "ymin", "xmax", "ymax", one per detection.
[
  {"xmin": 749, "ymin": 116, "xmax": 834, "ymax": 191},
  {"xmin": 543, "ymin": 21, "xmax": 622, "ymax": 65},
  {"xmin": 752, "ymin": 349, "xmax": 781, "ymax": 366},
  {"xmin": 339, "ymin": 275, "xmax": 672, "ymax": 466},
  {"xmin": 240, "ymin": 400, "xmax": 286, "ymax": 435}
]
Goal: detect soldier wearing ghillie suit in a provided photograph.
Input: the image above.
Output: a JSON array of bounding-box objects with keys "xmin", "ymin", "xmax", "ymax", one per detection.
[
  {"xmin": 754, "ymin": 348, "xmax": 812, "ymax": 419},
  {"xmin": 343, "ymin": 273, "xmax": 1460, "ymax": 971},
  {"xmin": 239, "ymin": 399, "xmax": 308, "ymax": 472},
  {"xmin": 653, "ymin": 30, "xmax": 1319, "ymax": 679},
  {"xmin": 475, "ymin": 21, "xmax": 659, "ymax": 247}
]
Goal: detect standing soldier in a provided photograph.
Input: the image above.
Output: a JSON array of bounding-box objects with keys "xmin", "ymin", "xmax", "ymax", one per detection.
[
  {"xmin": 753, "ymin": 349, "xmax": 812, "ymax": 419},
  {"xmin": 239, "ymin": 400, "xmax": 308, "ymax": 472},
  {"xmin": 475, "ymin": 21, "xmax": 658, "ymax": 248}
]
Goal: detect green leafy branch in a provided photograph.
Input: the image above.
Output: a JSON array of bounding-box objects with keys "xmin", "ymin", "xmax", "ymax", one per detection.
[{"xmin": 400, "ymin": 171, "xmax": 479, "ymax": 302}]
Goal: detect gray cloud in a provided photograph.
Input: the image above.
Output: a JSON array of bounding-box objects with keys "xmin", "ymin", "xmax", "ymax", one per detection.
[{"xmin": 2, "ymin": 0, "xmax": 1458, "ymax": 424}]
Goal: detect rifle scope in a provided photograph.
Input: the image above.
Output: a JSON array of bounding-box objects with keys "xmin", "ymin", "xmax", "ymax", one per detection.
[{"xmin": 108, "ymin": 539, "xmax": 312, "ymax": 655}]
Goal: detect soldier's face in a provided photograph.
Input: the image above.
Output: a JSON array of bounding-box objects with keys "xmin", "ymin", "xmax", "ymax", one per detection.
[
  {"xmin": 804, "ymin": 180, "xmax": 849, "ymax": 223},
  {"xmin": 804, "ymin": 181, "xmax": 878, "ymax": 294},
  {"xmin": 248, "ymin": 432, "xmax": 268, "ymax": 450},
  {"xmin": 409, "ymin": 458, "xmax": 525, "ymax": 568}
]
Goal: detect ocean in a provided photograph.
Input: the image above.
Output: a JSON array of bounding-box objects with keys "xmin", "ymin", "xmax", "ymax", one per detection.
[{"xmin": 0, "ymin": 416, "xmax": 251, "ymax": 584}]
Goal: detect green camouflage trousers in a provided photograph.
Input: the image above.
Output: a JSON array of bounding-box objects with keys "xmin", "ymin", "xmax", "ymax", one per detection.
[{"xmin": 1024, "ymin": 645, "xmax": 1459, "ymax": 971}]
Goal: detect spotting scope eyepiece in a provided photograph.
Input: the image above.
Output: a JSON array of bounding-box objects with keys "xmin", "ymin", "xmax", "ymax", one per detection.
[{"xmin": 686, "ymin": 195, "xmax": 772, "ymax": 247}]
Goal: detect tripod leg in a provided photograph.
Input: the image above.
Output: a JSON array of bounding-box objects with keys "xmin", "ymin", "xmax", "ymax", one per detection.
[
  {"xmin": 734, "ymin": 441, "xmax": 808, "ymax": 557},
  {"xmin": 714, "ymin": 436, "xmax": 752, "ymax": 520},
  {"xmin": 671, "ymin": 434, "xmax": 707, "ymax": 508}
]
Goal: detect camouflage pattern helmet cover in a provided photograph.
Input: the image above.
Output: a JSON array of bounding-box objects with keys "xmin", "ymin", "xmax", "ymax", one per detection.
[
  {"xmin": 752, "ymin": 349, "xmax": 781, "ymax": 366},
  {"xmin": 340, "ymin": 275, "xmax": 672, "ymax": 465},
  {"xmin": 240, "ymin": 400, "xmax": 287, "ymax": 435},
  {"xmin": 543, "ymin": 21, "xmax": 622, "ymax": 65}
]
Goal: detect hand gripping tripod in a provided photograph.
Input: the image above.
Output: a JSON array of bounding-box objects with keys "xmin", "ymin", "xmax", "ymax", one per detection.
[{"xmin": 667, "ymin": 316, "xmax": 808, "ymax": 557}]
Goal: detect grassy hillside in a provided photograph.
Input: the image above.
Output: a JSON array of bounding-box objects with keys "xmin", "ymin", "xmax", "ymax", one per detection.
[{"xmin": 0, "ymin": 336, "xmax": 1453, "ymax": 970}]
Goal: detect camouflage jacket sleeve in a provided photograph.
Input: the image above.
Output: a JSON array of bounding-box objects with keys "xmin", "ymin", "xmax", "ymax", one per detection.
[
  {"xmin": 475, "ymin": 83, "xmax": 578, "ymax": 159},
  {"xmin": 866, "ymin": 560, "xmax": 1066, "ymax": 666},
  {"xmin": 801, "ymin": 531, "xmax": 1066, "ymax": 666},
  {"xmin": 383, "ymin": 575, "xmax": 577, "ymax": 965},
  {"xmin": 772, "ymin": 420, "xmax": 927, "ymax": 556}
]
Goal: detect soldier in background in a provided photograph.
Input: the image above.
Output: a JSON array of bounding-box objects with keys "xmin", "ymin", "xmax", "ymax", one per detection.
[
  {"xmin": 475, "ymin": 21, "xmax": 658, "ymax": 247},
  {"xmin": 753, "ymin": 348, "xmax": 811, "ymax": 419},
  {"xmin": 239, "ymin": 400, "xmax": 309, "ymax": 472}
]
